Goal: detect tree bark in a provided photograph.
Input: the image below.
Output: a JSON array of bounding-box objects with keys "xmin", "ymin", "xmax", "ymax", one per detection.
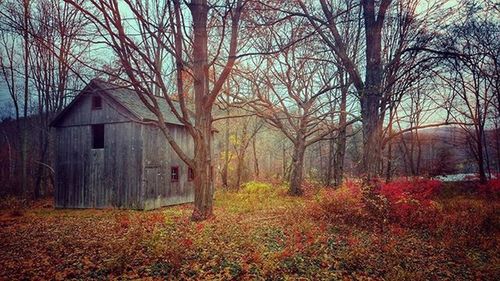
[
  {"xmin": 252, "ymin": 136, "xmax": 259, "ymax": 179},
  {"xmin": 190, "ymin": 0, "xmax": 214, "ymax": 220},
  {"xmin": 221, "ymin": 108, "xmax": 229, "ymax": 188},
  {"xmin": 334, "ymin": 77, "xmax": 348, "ymax": 187},
  {"xmin": 476, "ymin": 126, "xmax": 487, "ymax": 184},
  {"xmin": 21, "ymin": 0, "xmax": 31, "ymax": 196},
  {"xmin": 359, "ymin": 0, "xmax": 390, "ymax": 180},
  {"xmin": 192, "ymin": 112, "xmax": 214, "ymax": 220},
  {"xmin": 289, "ymin": 137, "xmax": 306, "ymax": 196},
  {"xmin": 325, "ymin": 136, "xmax": 334, "ymax": 186}
]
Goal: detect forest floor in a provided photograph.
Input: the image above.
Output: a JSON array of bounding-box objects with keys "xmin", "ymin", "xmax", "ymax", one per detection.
[{"xmin": 0, "ymin": 180, "xmax": 499, "ymax": 280}]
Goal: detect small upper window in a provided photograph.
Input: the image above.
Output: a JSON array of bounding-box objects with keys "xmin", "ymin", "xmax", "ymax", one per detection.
[
  {"xmin": 188, "ymin": 167, "xmax": 194, "ymax": 182},
  {"xmin": 92, "ymin": 124, "xmax": 105, "ymax": 149},
  {"xmin": 92, "ymin": 96, "xmax": 102, "ymax": 110},
  {"xmin": 171, "ymin": 166, "xmax": 179, "ymax": 182}
]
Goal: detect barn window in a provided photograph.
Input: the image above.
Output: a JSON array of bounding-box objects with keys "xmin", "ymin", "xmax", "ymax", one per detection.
[
  {"xmin": 188, "ymin": 167, "xmax": 194, "ymax": 182},
  {"xmin": 92, "ymin": 95, "xmax": 102, "ymax": 110},
  {"xmin": 92, "ymin": 124, "xmax": 105, "ymax": 149},
  {"xmin": 171, "ymin": 166, "xmax": 179, "ymax": 182}
]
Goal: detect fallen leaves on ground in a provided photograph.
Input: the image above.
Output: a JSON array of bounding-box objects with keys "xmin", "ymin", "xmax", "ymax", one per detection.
[{"xmin": 0, "ymin": 181, "xmax": 498, "ymax": 280}]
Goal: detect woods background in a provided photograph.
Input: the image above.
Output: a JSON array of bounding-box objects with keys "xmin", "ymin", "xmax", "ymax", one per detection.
[{"xmin": 0, "ymin": 0, "xmax": 498, "ymax": 204}]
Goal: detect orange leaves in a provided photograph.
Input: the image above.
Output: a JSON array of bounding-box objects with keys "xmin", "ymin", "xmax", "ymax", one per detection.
[{"xmin": 0, "ymin": 182, "xmax": 498, "ymax": 280}]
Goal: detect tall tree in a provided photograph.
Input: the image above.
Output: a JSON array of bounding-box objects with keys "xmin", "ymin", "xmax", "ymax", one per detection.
[
  {"xmin": 64, "ymin": 0, "xmax": 245, "ymax": 220},
  {"xmin": 291, "ymin": 0, "xmax": 449, "ymax": 181},
  {"xmin": 439, "ymin": 3, "xmax": 499, "ymax": 183},
  {"xmin": 241, "ymin": 39, "xmax": 349, "ymax": 195}
]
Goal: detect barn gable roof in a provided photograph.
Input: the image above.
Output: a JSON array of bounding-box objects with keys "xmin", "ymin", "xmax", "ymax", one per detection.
[{"xmin": 51, "ymin": 79, "xmax": 188, "ymax": 127}]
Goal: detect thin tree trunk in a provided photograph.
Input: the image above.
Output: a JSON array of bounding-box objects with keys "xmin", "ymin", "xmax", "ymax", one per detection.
[
  {"xmin": 483, "ymin": 129, "xmax": 492, "ymax": 180},
  {"xmin": 21, "ymin": 0, "xmax": 31, "ymax": 196},
  {"xmin": 221, "ymin": 107, "xmax": 229, "ymax": 188},
  {"xmin": 252, "ymin": 136, "xmax": 259, "ymax": 179},
  {"xmin": 334, "ymin": 80, "xmax": 348, "ymax": 187},
  {"xmin": 477, "ymin": 126, "xmax": 487, "ymax": 184},
  {"xmin": 282, "ymin": 142, "xmax": 287, "ymax": 180},
  {"xmin": 2, "ymin": 131, "xmax": 13, "ymax": 183},
  {"xmin": 325, "ymin": 137, "xmax": 334, "ymax": 186},
  {"xmin": 495, "ymin": 120, "xmax": 500, "ymax": 173}
]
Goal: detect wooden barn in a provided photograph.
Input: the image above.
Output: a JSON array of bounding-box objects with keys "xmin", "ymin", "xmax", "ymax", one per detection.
[{"xmin": 50, "ymin": 79, "xmax": 195, "ymax": 210}]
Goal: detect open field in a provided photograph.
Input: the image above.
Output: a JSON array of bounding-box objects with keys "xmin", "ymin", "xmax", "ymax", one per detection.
[{"xmin": 0, "ymin": 180, "xmax": 499, "ymax": 280}]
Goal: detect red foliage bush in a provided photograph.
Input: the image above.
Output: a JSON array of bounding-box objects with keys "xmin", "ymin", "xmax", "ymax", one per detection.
[
  {"xmin": 380, "ymin": 178, "xmax": 441, "ymax": 202},
  {"xmin": 379, "ymin": 179, "xmax": 443, "ymax": 229},
  {"xmin": 478, "ymin": 179, "xmax": 500, "ymax": 199}
]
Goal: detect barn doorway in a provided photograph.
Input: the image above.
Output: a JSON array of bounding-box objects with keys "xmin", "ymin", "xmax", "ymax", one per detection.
[{"xmin": 145, "ymin": 167, "xmax": 160, "ymax": 198}]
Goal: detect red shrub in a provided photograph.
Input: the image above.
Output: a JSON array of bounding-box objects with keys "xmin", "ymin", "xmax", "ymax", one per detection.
[
  {"xmin": 380, "ymin": 178, "xmax": 442, "ymax": 202},
  {"xmin": 478, "ymin": 179, "xmax": 500, "ymax": 199},
  {"xmin": 380, "ymin": 179, "xmax": 443, "ymax": 229}
]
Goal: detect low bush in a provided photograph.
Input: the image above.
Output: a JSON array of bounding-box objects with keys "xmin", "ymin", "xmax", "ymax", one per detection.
[
  {"xmin": 379, "ymin": 179, "xmax": 443, "ymax": 229},
  {"xmin": 241, "ymin": 181, "xmax": 273, "ymax": 193},
  {"xmin": 478, "ymin": 179, "xmax": 500, "ymax": 199},
  {"xmin": 380, "ymin": 178, "xmax": 442, "ymax": 202},
  {"xmin": 309, "ymin": 181, "xmax": 371, "ymax": 228},
  {"xmin": 0, "ymin": 196, "xmax": 27, "ymax": 216}
]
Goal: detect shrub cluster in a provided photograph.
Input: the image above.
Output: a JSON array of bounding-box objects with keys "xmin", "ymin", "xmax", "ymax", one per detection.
[{"xmin": 312, "ymin": 178, "xmax": 499, "ymax": 238}]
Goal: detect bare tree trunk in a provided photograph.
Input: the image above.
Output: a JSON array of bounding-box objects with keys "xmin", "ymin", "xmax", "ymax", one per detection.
[
  {"xmin": 385, "ymin": 140, "xmax": 393, "ymax": 183},
  {"xmin": 415, "ymin": 129, "xmax": 422, "ymax": 176},
  {"xmin": 221, "ymin": 108, "xmax": 229, "ymax": 188},
  {"xmin": 359, "ymin": 0, "xmax": 390, "ymax": 180},
  {"xmin": 334, "ymin": 79, "xmax": 348, "ymax": 187},
  {"xmin": 190, "ymin": 0, "xmax": 214, "ymax": 220},
  {"xmin": 234, "ymin": 125, "xmax": 248, "ymax": 188},
  {"xmin": 289, "ymin": 137, "xmax": 305, "ymax": 196},
  {"xmin": 2, "ymin": 130, "xmax": 13, "ymax": 182},
  {"xmin": 325, "ymin": 137, "xmax": 334, "ymax": 186},
  {"xmin": 385, "ymin": 107, "xmax": 394, "ymax": 183},
  {"xmin": 252, "ymin": 136, "xmax": 259, "ymax": 179},
  {"xmin": 21, "ymin": 0, "xmax": 31, "ymax": 196},
  {"xmin": 476, "ymin": 126, "xmax": 487, "ymax": 184},
  {"xmin": 282, "ymin": 142, "xmax": 287, "ymax": 180},
  {"xmin": 192, "ymin": 113, "xmax": 214, "ymax": 220},
  {"xmin": 495, "ymin": 120, "xmax": 500, "ymax": 173}
]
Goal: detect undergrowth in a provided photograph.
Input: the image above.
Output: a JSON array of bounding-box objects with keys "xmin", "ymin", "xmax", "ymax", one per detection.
[{"xmin": 0, "ymin": 179, "xmax": 498, "ymax": 280}]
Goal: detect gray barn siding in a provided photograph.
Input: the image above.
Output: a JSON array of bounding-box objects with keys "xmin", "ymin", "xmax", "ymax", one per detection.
[
  {"xmin": 55, "ymin": 122, "xmax": 144, "ymax": 209},
  {"xmin": 59, "ymin": 92, "xmax": 133, "ymax": 127},
  {"xmin": 103, "ymin": 122, "xmax": 143, "ymax": 209},
  {"xmin": 55, "ymin": 91, "xmax": 144, "ymax": 209},
  {"xmin": 54, "ymin": 81, "xmax": 194, "ymax": 210},
  {"xmin": 142, "ymin": 124, "xmax": 194, "ymax": 210}
]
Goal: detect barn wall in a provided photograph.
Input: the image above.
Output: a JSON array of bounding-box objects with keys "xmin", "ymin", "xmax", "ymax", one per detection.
[
  {"xmin": 142, "ymin": 124, "xmax": 194, "ymax": 210},
  {"xmin": 58, "ymin": 91, "xmax": 133, "ymax": 127},
  {"xmin": 55, "ymin": 123, "xmax": 144, "ymax": 209}
]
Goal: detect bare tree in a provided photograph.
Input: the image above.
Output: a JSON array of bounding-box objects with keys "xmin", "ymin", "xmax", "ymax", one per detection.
[
  {"xmin": 274, "ymin": 0, "xmax": 453, "ymax": 182},
  {"xmin": 28, "ymin": 0, "xmax": 91, "ymax": 198},
  {"xmin": 239, "ymin": 35, "xmax": 351, "ymax": 194},
  {"xmin": 438, "ymin": 3, "xmax": 499, "ymax": 183},
  {"xmin": 64, "ymin": 0, "xmax": 246, "ymax": 220},
  {"xmin": 0, "ymin": 0, "xmax": 33, "ymax": 195}
]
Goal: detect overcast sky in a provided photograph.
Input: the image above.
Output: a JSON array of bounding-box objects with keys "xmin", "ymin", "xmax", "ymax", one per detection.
[{"xmin": 0, "ymin": 82, "xmax": 11, "ymax": 119}]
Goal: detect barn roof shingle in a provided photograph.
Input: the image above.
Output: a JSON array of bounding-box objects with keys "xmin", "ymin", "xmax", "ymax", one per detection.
[
  {"xmin": 51, "ymin": 79, "xmax": 190, "ymax": 127},
  {"xmin": 92, "ymin": 79, "xmax": 187, "ymax": 125}
]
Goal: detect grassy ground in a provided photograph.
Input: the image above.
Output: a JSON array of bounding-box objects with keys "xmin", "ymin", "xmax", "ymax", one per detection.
[{"xmin": 0, "ymin": 181, "xmax": 498, "ymax": 280}]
